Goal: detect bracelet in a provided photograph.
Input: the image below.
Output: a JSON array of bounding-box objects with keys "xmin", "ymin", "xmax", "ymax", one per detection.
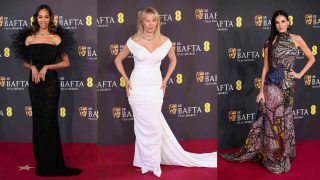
[{"xmin": 297, "ymin": 73, "xmax": 302, "ymax": 79}]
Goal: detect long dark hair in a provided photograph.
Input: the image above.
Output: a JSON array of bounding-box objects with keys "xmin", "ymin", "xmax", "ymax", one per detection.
[
  {"xmin": 32, "ymin": 5, "xmax": 56, "ymax": 34},
  {"xmin": 267, "ymin": 10, "xmax": 290, "ymax": 61}
]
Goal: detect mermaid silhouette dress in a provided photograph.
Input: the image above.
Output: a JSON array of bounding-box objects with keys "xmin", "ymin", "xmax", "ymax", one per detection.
[
  {"xmin": 221, "ymin": 32, "xmax": 298, "ymax": 174},
  {"xmin": 126, "ymin": 38, "xmax": 217, "ymax": 177},
  {"xmin": 12, "ymin": 27, "xmax": 80, "ymax": 176}
]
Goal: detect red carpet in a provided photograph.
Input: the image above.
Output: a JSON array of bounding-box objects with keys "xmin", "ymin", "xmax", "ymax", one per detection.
[
  {"xmin": 0, "ymin": 139, "xmax": 216, "ymax": 180},
  {"xmin": 100, "ymin": 139, "xmax": 217, "ymax": 180},
  {"xmin": 218, "ymin": 140, "xmax": 320, "ymax": 180},
  {"xmin": 0, "ymin": 143, "xmax": 97, "ymax": 180}
]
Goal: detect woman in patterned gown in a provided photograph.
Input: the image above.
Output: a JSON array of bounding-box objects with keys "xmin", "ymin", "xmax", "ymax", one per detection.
[
  {"xmin": 12, "ymin": 5, "xmax": 81, "ymax": 176},
  {"xmin": 221, "ymin": 10, "xmax": 315, "ymax": 173},
  {"xmin": 115, "ymin": 7, "xmax": 217, "ymax": 178}
]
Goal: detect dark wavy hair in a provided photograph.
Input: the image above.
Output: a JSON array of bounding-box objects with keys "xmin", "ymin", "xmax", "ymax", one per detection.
[
  {"xmin": 31, "ymin": 5, "xmax": 56, "ymax": 34},
  {"xmin": 267, "ymin": 10, "xmax": 290, "ymax": 62}
]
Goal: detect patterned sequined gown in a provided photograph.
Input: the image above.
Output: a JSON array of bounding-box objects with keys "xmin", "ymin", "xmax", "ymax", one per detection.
[{"xmin": 221, "ymin": 32, "xmax": 298, "ymax": 174}]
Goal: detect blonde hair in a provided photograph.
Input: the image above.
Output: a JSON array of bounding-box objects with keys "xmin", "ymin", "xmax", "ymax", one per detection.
[{"xmin": 134, "ymin": 7, "xmax": 161, "ymax": 38}]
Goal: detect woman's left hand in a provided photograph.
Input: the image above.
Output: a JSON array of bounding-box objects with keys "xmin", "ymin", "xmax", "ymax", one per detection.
[
  {"xmin": 38, "ymin": 66, "xmax": 48, "ymax": 81},
  {"xmin": 160, "ymin": 80, "xmax": 168, "ymax": 95},
  {"xmin": 289, "ymin": 69, "xmax": 302, "ymax": 79}
]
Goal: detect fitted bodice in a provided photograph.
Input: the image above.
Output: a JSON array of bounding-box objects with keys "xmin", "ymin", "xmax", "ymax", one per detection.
[
  {"xmin": 269, "ymin": 32, "xmax": 298, "ymax": 70},
  {"xmin": 28, "ymin": 44, "xmax": 58, "ymax": 65},
  {"xmin": 27, "ymin": 44, "xmax": 59, "ymax": 80},
  {"xmin": 127, "ymin": 38, "xmax": 172, "ymax": 70},
  {"xmin": 126, "ymin": 38, "xmax": 172, "ymax": 84},
  {"xmin": 126, "ymin": 37, "xmax": 172, "ymax": 104},
  {"xmin": 265, "ymin": 33, "xmax": 298, "ymax": 89}
]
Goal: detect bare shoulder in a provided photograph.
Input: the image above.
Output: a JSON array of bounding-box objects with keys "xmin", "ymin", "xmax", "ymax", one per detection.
[
  {"xmin": 25, "ymin": 35, "xmax": 35, "ymax": 46},
  {"xmin": 131, "ymin": 35, "xmax": 141, "ymax": 42},
  {"xmin": 52, "ymin": 34, "xmax": 62, "ymax": 45},
  {"xmin": 291, "ymin": 34, "xmax": 304, "ymax": 42},
  {"xmin": 159, "ymin": 34, "xmax": 169, "ymax": 43}
]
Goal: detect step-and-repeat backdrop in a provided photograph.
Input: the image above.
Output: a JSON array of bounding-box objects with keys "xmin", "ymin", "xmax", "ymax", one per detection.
[
  {"xmin": 218, "ymin": 0, "xmax": 320, "ymax": 149},
  {"xmin": 2, "ymin": 0, "xmax": 317, "ymax": 148},
  {"xmin": 0, "ymin": 0, "xmax": 217, "ymax": 146}
]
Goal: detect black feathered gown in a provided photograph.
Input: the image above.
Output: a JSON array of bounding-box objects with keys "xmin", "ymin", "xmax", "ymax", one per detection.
[{"xmin": 12, "ymin": 27, "xmax": 75, "ymax": 175}]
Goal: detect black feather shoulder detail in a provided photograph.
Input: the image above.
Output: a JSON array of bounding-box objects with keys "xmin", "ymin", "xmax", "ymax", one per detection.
[
  {"xmin": 55, "ymin": 26, "xmax": 76, "ymax": 61},
  {"xmin": 11, "ymin": 27, "xmax": 33, "ymax": 63}
]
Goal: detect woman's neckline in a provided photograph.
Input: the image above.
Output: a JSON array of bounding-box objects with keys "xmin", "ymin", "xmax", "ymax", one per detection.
[{"xmin": 27, "ymin": 43, "xmax": 58, "ymax": 47}]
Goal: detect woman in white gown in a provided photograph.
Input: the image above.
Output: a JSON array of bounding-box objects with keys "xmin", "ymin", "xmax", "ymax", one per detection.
[{"xmin": 114, "ymin": 7, "xmax": 217, "ymax": 177}]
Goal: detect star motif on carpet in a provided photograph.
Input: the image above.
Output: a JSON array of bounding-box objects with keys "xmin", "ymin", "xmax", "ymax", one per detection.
[{"xmin": 17, "ymin": 164, "xmax": 35, "ymax": 171}]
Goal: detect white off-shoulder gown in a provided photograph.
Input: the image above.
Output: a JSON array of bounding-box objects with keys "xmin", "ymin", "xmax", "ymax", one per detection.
[{"xmin": 126, "ymin": 38, "xmax": 217, "ymax": 175}]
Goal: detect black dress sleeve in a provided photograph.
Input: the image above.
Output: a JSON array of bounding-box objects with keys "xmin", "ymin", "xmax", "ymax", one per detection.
[
  {"xmin": 55, "ymin": 26, "xmax": 76, "ymax": 61},
  {"xmin": 11, "ymin": 27, "xmax": 33, "ymax": 63}
]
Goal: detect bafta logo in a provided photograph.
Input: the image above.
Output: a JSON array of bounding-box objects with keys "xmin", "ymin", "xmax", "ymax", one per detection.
[
  {"xmin": 196, "ymin": 72, "xmax": 205, "ymax": 83},
  {"xmin": 25, "ymin": 106, "xmax": 32, "ymax": 117},
  {"xmin": 112, "ymin": 107, "xmax": 121, "ymax": 118},
  {"xmin": 169, "ymin": 104, "xmax": 177, "ymax": 115},
  {"xmin": 304, "ymin": 75, "xmax": 312, "ymax": 86},
  {"xmin": 228, "ymin": 48, "xmax": 237, "ymax": 59},
  {"xmin": 110, "ymin": 44, "xmax": 119, "ymax": 56},
  {"xmin": 78, "ymin": 46, "xmax": 87, "ymax": 57},
  {"xmin": 53, "ymin": 15, "xmax": 59, "ymax": 26},
  {"xmin": 305, "ymin": 14, "xmax": 312, "ymax": 25},
  {"xmin": 228, "ymin": 111, "xmax": 237, "ymax": 122},
  {"xmin": 195, "ymin": 9, "xmax": 204, "ymax": 20},
  {"xmin": 172, "ymin": 42, "xmax": 176, "ymax": 52},
  {"xmin": 255, "ymin": 15, "xmax": 263, "ymax": 27},
  {"xmin": 0, "ymin": 16, "xmax": 3, "ymax": 27},
  {"xmin": 254, "ymin": 78, "xmax": 262, "ymax": 89},
  {"xmin": 79, "ymin": 106, "xmax": 88, "ymax": 117},
  {"xmin": 0, "ymin": 76, "xmax": 5, "ymax": 87}
]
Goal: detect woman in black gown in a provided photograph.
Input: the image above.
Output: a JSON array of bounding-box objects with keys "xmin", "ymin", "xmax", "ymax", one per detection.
[{"xmin": 12, "ymin": 5, "xmax": 81, "ymax": 176}]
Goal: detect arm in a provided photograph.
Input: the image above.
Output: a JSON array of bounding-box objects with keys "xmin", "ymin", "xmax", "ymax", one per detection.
[
  {"xmin": 38, "ymin": 53, "xmax": 70, "ymax": 81},
  {"xmin": 114, "ymin": 44, "xmax": 131, "ymax": 95},
  {"xmin": 114, "ymin": 45, "xmax": 130, "ymax": 81},
  {"xmin": 23, "ymin": 61, "xmax": 35, "ymax": 70},
  {"xmin": 256, "ymin": 47, "xmax": 269, "ymax": 103},
  {"xmin": 161, "ymin": 46, "xmax": 177, "ymax": 95},
  {"xmin": 44, "ymin": 53, "xmax": 70, "ymax": 70},
  {"xmin": 289, "ymin": 35, "xmax": 315, "ymax": 79},
  {"xmin": 23, "ymin": 62, "xmax": 40, "ymax": 83},
  {"xmin": 24, "ymin": 35, "xmax": 40, "ymax": 83},
  {"xmin": 163, "ymin": 47, "xmax": 177, "ymax": 82}
]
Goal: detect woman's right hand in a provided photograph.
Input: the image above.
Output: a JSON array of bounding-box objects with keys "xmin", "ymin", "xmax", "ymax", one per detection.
[
  {"xmin": 256, "ymin": 92, "xmax": 265, "ymax": 103},
  {"xmin": 31, "ymin": 66, "xmax": 40, "ymax": 83},
  {"xmin": 125, "ymin": 79, "xmax": 132, "ymax": 96}
]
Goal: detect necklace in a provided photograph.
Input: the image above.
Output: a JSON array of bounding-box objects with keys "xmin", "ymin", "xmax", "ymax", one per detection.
[
  {"xmin": 142, "ymin": 34, "xmax": 156, "ymax": 41},
  {"xmin": 38, "ymin": 32, "xmax": 50, "ymax": 36}
]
